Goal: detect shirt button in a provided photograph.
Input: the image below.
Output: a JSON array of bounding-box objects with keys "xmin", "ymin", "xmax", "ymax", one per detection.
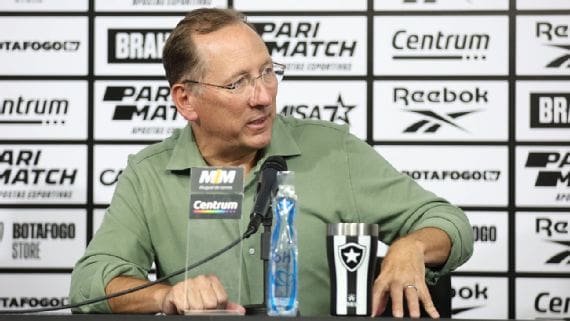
[{"xmin": 248, "ymin": 248, "xmax": 256, "ymax": 255}]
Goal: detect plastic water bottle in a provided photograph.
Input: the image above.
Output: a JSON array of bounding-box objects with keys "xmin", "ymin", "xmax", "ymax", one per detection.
[{"xmin": 267, "ymin": 171, "xmax": 298, "ymax": 316}]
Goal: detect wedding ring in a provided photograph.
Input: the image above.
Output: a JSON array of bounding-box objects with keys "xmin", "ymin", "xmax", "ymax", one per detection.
[{"xmin": 405, "ymin": 284, "xmax": 417, "ymax": 290}]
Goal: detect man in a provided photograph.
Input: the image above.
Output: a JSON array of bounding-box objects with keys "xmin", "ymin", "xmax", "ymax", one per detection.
[{"xmin": 70, "ymin": 8, "xmax": 473, "ymax": 317}]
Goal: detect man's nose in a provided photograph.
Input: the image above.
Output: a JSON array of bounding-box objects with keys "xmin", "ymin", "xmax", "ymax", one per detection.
[{"xmin": 248, "ymin": 78, "xmax": 274, "ymax": 107}]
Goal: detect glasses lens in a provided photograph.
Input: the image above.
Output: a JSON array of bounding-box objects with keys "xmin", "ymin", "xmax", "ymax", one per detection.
[{"xmin": 273, "ymin": 63, "xmax": 285, "ymax": 83}]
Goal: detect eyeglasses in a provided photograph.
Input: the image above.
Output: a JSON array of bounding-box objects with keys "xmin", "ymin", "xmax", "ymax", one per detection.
[{"xmin": 181, "ymin": 62, "xmax": 285, "ymax": 95}]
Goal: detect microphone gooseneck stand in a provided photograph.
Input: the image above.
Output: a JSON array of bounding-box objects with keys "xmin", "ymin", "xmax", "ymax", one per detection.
[{"xmin": 245, "ymin": 206, "xmax": 273, "ymax": 315}]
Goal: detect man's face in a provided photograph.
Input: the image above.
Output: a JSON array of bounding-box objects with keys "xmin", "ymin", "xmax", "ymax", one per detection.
[{"xmin": 188, "ymin": 23, "xmax": 277, "ymax": 154}]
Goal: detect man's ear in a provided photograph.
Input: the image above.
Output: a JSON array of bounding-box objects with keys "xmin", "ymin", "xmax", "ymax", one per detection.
[{"xmin": 171, "ymin": 83, "xmax": 198, "ymax": 121}]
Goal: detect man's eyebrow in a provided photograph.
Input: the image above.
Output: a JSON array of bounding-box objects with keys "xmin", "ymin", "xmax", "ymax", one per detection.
[{"xmin": 221, "ymin": 59, "xmax": 273, "ymax": 82}]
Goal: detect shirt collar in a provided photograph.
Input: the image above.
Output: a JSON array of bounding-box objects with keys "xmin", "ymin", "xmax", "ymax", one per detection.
[{"xmin": 165, "ymin": 115, "xmax": 301, "ymax": 172}]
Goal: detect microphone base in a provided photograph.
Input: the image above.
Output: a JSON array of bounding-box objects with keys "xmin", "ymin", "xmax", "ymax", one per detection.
[{"xmin": 245, "ymin": 304, "xmax": 267, "ymax": 315}]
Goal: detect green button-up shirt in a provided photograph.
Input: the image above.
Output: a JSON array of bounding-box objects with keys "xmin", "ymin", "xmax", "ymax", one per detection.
[{"xmin": 70, "ymin": 116, "xmax": 473, "ymax": 315}]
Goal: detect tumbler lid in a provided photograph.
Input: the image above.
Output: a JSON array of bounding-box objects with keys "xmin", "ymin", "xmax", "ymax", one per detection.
[{"xmin": 327, "ymin": 223, "xmax": 378, "ymax": 236}]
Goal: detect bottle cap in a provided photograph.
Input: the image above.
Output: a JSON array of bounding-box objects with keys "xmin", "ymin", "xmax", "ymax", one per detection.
[{"xmin": 276, "ymin": 170, "xmax": 294, "ymax": 186}]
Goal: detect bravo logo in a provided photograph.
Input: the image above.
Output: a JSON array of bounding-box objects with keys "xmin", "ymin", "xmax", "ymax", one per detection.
[
  {"xmin": 107, "ymin": 29, "xmax": 170, "ymax": 63},
  {"xmin": 530, "ymin": 93, "xmax": 570, "ymax": 127},
  {"xmin": 198, "ymin": 169, "xmax": 236, "ymax": 185}
]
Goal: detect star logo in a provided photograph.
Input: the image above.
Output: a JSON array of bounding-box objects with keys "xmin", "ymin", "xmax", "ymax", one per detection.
[
  {"xmin": 338, "ymin": 242, "xmax": 366, "ymax": 272},
  {"xmin": 324, "ymin": 94, "xmax": 356, "ymax": 125}
]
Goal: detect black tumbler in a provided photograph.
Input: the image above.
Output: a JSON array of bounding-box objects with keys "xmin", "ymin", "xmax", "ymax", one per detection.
[{"xmin": 327, "ymin": 223, "xmax": 378, "ymax": 316}]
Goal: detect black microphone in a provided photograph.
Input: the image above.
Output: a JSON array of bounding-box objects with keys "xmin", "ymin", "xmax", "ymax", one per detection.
[{"xmin": 244, "ymin": 156, "xmax": 287, "ymax": 238}]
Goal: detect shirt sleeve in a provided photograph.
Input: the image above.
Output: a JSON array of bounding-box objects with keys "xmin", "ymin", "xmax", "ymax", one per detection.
[
  {"xmin": 69, "ymin": 156, "xmax": 154, "ymax": 313},
  {"xmin": 343, "ymin": 132, "xmax": 474, "ymax": 284}
]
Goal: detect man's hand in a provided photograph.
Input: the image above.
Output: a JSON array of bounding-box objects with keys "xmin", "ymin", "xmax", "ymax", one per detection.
[
  {"xmin": 371, "ymin": 227, "xmax": 451, "ymax": 319},
  {"xmin": 161, "ymin": 274, "xmax": 245, "ymax": 315}
]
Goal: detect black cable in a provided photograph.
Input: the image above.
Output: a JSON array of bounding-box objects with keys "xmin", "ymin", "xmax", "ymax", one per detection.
[{"xmin": 0, "ymin": 234, "xmax": 246, "ymax": 314}]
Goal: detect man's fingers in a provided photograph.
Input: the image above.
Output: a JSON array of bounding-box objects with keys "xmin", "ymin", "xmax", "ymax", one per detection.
[
  {"xmin": 404, "ymin": 285, "xmax": 421, "ymax": 318},
  {"xmin": 390, "ymin": 286, "xmax": 405, "ymax": 318},
  {"xmin": 420, "ymin": 294, "xmax": 440, "ymax": 319},
  {"xmin": 187, "ymin": 284, "xmax": 204, "ymax": 311},
  {"xmin": 226, "ymin": 301, "xmax": 246, "ymax": 314},
  {"xmin": 371, "ymin": 280, "xmax": 389, "ymax": 317},
  {"xmin": 208, "ymin": 275, "xmax": 229, "ymax": 309}
]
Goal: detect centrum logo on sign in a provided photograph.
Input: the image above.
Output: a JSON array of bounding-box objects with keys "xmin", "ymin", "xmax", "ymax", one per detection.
[
  {"xmin": 107, "ymin": 29, "xmax": 170, "ymax": 63},
  {"xmin": 192, "ymin": 200, "xmax": 239, "ymax": 215},
  {"xmin": 0, "ymin": 96, "xmax": 69, "ymax": 126},
  {"xmin": 391, "ymin": 30, "xmax": 490, "ymax": 61}
]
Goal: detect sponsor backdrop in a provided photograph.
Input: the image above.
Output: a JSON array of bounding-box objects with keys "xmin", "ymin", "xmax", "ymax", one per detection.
[{"xmin": 0, "ymin": 0, "xmax": 568, "ymax": 319}]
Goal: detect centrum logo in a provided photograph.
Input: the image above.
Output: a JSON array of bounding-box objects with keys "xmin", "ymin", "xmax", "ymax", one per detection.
[
  {"xmin": 280, "ymin": 94, "xmax": 356, "ymax": 125},
  {"xmin": 107, "ymin": 29, "xmax": 170, "ymax": 63},
  {"xmin": 534, "ymin": 292, "xmax": 570, "ymax": 314},
  {"xmin": 391, "ymin": 30, "xmax": 490, "ymax": 61},
  {"xmin": 403, "ymin": 109, "xmax": 478, "ymax": 133},
  {"xmin": 0, "ymin": 40, "xmax": 80, "ymax": 52},
  {"xmin": 192, "ymin": 200, "xmax": 239, "ymax": 215},
  {"xmin": 535, "ymin": 22, "xmax": 570, "ymax": 68},
  {"xmin": 0, "ymin": 96, "xmax": 69, "ymax": 126},
  {"xmin": 530, "ymin": 93, "xmax": 570, "ymax": 128},
  {"xmin": 99, "ymin": 168, "xmax": 122, "ymax": 186}
]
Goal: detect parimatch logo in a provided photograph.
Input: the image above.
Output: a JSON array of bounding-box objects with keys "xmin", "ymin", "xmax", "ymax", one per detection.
[
  {"xmin": 107, "ymin": 29, "xmax": 170, "ymax": 63},
  {"xmin": 530, "ymin": 93, "xmax": 570, "ymax": 128},
  {"xmin": 247, "ymin": 17, "xmax": 365, "ymax": 75},
  {"xmin": 252, "ymin": 22, "xmax": 356, "ymax": 58},
  {"xmin": 280, "ymin": 94, "xmax": 356, "ymax": 125},
  {"xmin": 525, "ymin": 152, "xmax": 570, "ymax": 188},
  {"xmin": 103, "ymin": 85, "xmax": 178, "ymax": 122},
  {"xmin": 536, "ymin": 22, "xmax": 570, "ymax": 69}
]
